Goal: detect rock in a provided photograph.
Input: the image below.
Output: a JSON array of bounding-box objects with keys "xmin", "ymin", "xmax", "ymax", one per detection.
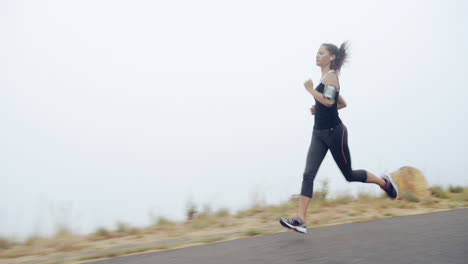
[{"xmin": 390, "ymin": 166, "xmax": 431, "ymax": 198}]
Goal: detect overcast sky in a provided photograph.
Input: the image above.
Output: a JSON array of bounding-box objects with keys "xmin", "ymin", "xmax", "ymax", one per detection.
[{"xmin": 1, "ymin": 0, "xmax": 467, "ymax": 240}]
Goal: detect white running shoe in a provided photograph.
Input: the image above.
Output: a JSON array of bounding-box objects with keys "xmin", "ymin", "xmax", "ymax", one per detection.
[{"xmin": 279, "ymin": 217, "xmax": 307, "ymax": 234}]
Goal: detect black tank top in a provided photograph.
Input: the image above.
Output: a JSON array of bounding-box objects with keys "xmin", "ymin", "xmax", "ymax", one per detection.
[{"xmin": 314, "ymin": 82, "xmax": 342, "ymax": 129}]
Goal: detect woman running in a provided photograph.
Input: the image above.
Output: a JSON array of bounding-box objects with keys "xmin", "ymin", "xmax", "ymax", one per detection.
[{"xmin": 279, "ymin": 42, "xmax": 398, "ymax": 234}]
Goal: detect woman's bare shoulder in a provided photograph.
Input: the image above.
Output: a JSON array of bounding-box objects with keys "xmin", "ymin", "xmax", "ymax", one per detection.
[{"xmin": 323, "ymin": 72, "xmax": 340, "ymax": 90}]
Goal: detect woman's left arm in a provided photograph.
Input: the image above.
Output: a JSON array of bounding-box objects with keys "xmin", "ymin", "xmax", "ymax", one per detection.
[
  {"xmin": 304, "ymin": 80, "xmax": 335, "ymax": 107},
  {"xmin": 337, "ymin": 95, "xmax": 347, "ymax": 110}
]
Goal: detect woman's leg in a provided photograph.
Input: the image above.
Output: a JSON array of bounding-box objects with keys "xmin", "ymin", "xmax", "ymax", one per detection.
[
  {"xmin": 329, "ymin": 124, "xmax": 384, "ymax": 186},
  {"xmin": 329, "ymin": 124, "xmax": 398, "ymax": 199},
  {"xmin": 365, "ymin": 171, "xmax": 386, "ymax": 187},
  {"xmin": 299, "ymin": 132, "xmax": 328, "ymax": 223},
  {"xmin": 298, "ymin": 195, "xmax": 312, "ymax": 223}
]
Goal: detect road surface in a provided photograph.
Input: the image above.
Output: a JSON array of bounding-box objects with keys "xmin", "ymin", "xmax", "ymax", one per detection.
[{"xmin": 86, "ymin": 209, "xmax": 468, "ymax": 264}]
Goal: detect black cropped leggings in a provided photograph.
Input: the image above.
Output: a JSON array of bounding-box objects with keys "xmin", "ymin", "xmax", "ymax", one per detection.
[{"xmin": 301, "ymin": 123, "xmax": 368, "ymax": 198}]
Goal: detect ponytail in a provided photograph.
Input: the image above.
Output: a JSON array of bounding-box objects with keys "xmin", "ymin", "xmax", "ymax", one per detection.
[{"xmin": 322, "ymin": 42, "xmax": 349, "ymax": 72}]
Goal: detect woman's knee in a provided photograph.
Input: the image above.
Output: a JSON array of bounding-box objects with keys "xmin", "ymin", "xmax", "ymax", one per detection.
[
  {"xmin": 300, "ymin": 179, "xmax": 314, "ymax": 198},
  {"xmin": 303, "ymin": 166, "xmax": 319, "ymax": 181},
  {"xmin": 343, "ymin": 170, "xmax": 367, "ymax": 183}
]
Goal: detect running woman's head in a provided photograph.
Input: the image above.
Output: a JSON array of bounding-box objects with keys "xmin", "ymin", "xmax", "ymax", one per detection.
[{"xmin": 316, "ymin": 42, "xmax": 349, "ymax": 72}]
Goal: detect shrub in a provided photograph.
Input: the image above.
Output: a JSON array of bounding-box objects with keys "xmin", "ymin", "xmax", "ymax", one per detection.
[
  {"xmin": 315, "ymin": 179, "xmax": 329, "ymax": 200},
  {"xmin": 156, "ymin": 217, "xmax": 175, "ymax": 226},
  {"xmin": 25, "ymin": 235, "xmax": 43, "ymax": 246},
  {"xmin": 448, "ymin": 185, "xmax": 464, "ymax": 193},
  {"xmin": 186, "ymin": 201, "xmax": 198, "ymax": 221},
  {"xmin": 215, "ymin": 208, "xmax": 230, "ymax": 218},
  {"xmin": 0, "ymin": 237, "xmax": 14, "ymax": 249},
  {"xmin": 95, "ymin": 227, "xmax": 110, "ymax": 237},
  {"xmin": 116, "ymin": 222, "xmax": 131, "ymax": 233},
  {"xmin": 430, "ymin": 186, "xmax": 449, "ymax": 198}
]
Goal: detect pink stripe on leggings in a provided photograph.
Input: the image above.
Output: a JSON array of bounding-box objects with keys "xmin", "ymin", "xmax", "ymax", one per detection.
[{"xmin": 341, "ymin": 124, "xmax": 348, "ymax": 164}]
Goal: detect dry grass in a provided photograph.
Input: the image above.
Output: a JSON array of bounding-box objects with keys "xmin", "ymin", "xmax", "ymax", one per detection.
[
  {"xmin": 1, "ymin": 186, "xmax": 467, "ymax": 264},
  {"xmin": 196, "ymin": 236, "xmax": 226, "ymax": 244},
  {"xmin": 401, "ymin": 192, "xmax": 420, "ymax": 202}
]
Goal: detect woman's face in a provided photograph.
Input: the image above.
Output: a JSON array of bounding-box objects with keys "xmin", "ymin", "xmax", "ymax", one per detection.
[{"xmin": 316, "ymin": 46, "xmax": 335, "ymax": 67}]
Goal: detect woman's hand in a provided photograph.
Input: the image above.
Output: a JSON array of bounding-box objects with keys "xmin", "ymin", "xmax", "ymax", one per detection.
[
  {"xmin": 304, "ymin": 78, "xmax": 334, "ymax": 108},
  {"xmin": 310, "ymin": 105, "xmax": 316, "ymax": 115},
  {"xmin": 304, "ymin": 79, "xmax": 314, "ymax": 91}
]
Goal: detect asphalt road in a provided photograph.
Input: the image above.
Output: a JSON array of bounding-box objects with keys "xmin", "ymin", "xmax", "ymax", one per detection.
[{"xmin": 87, "ymin": 209, "xmax": 468, "ymax": 264}]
